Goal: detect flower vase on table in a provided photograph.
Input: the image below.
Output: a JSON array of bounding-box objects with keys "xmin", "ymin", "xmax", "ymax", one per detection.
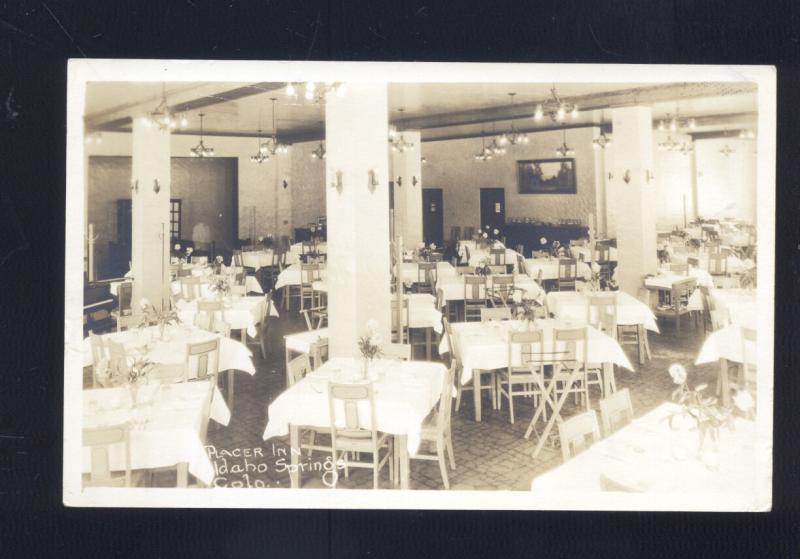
[{"xmin": 358, "ymin": 320, "xmax": 383, "ymax": 381}]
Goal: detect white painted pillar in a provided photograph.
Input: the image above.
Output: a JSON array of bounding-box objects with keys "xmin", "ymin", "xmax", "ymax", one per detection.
[
  {"xmin": 325, "ymin": 83, "xmax": 392, "ymax": 357},
  {"xmin": 131, "ymin": 117, "xmax": 171, "ymax": 310},
  {"xmin": 390, "ymin": 130, "xmax": 423, "ymax": 246},
  {"xmin": 609, "ymin": 106, "xmax": 658, "ymax": 295}
]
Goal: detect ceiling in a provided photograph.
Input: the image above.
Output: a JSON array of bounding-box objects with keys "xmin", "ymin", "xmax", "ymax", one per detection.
[{"xmin": 85, "ymin": 81, "xmax": 758, "ymax": 142}]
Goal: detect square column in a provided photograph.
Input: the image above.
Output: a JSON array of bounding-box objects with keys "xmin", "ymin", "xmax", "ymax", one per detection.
[
  {"xmin": 325, "ymin": 83, "xmax": 392, "ymax": 357},
  {"xmin": 390, "ymin": 130, "xmax": 423, "ymax": 247},
  {"xmin": 609, "ymin": 106, "xmax": 658, "ymax": 295},
  {"xmin": 131, "ymin": 117, "xmax": 171, "ymax": 310}
]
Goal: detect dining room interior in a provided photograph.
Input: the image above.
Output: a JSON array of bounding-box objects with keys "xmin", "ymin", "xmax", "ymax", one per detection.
[{"xmin": 74, "ymin": 71, "xmax": 769, "ymax": 504}]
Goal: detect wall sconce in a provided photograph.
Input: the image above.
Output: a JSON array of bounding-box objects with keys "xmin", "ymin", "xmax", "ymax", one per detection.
[
  {"xmin": 607, "ymin": 172, "xmax": 613, "ymax": 181},
  {"xmin": 645, "ymin": 170, "xmax": 655, "ymax": 184},
  {"xmin": 412, "ymin": 175, "xmax": 418, "ymax": 187},
  {"xmin": 623, "ymin": 170, "xmax": 631, "ymax": 184},
  {"xmin": 131, "ymin": 179, "xmax": 139, "ymax": 193},
  {"xmin": 396, "ymin": 176, "xmax": 402, "ymax": 187},
  {"xmin": 153, "ymin": 179, "xmax": 161, "ymax": 194},
  {"xmin": 367, "ymin": 169, "xmax": 378, "ymax": 193},
  {"xmin": 330, "ymin": 170, "xmax": 343, "ymax": 194},
  {"xmin": 283, "ymin": 179, "xmax": 289, "ymax": 189}
]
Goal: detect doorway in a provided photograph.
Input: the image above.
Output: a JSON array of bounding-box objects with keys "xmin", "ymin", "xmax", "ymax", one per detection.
[
  {"xmin": 422, "ymin": 188, "xmax": 443, "ymax": 246},
  {"xmin": 480, "ymin": 187, "xmax": 506, "ymax": 234}
]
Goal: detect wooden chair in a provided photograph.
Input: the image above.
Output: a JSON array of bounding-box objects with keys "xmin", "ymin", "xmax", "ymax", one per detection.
[
  {"xmin": 82, "ymin": 423, "xmax": 132, "ymax": 488},
  {"xmin": 462, "ymin": 226, "xmax": 475, "ymax": 240},
  {"xmin": 654, "ymin": 277, "xmax": 697, "ymax": 332},
  {"xmin": 246, "ymin": 293, "xmax": 274, "ymax": 360},
  {"xmin": 195, "ymin": 299, "xmax": 223, "ymax": 333},
  {"xmin": 488, "ymin": 274, "xmax": 516, "ymax": 307},
  {"xmin": 557, "ymin": 410, "xmax": 601, "ymax": 462},
  {"xmin": 110, "ymin": 281, "xmax": 133, "ymax": 330},
  {"xmin": 557, "ymin": 258, "xmax": 578, "ymax": 291},
  {"xmin": 383, "ymin": 343, "xmax": 412, "ymax": 360},
  {"xmin": 437, "ymin": 287, "xmax": 457, "ymax": 324},
  {"xmin": 489, "ymin": 248, "xmax": 507, "ymax": 267},
  {"xmin": 551, "ymin": 327, "xmax": 591, "ymax": 410},
  {"xmin": 708, "ymin": 253, "xmax": 729, "ymax": 286},
  {"xmin": 300, "ymin": 263, "xmax": 322, "ymax": 311},
  {"xmin": 262, "ymin": 249, "xmax": 285, "ymax": 291},
  {"xmin": 301, "ymin": 305, "xmax": 328, "ymax": 332},
  {"xmin": 480, "ymin": 307, "xmax": 513, "ymax": 321},
  {"xmin": 595, "ymin": 244, "xmax": 613, "ymax": 281},
  {"xmin": 497, "ymin": 329, "xmax": 546, "ymax": 424},
  {"xmin": 391, "ymin": 297, "xmax": 410, "ymax": 343},
  {"xmin": 463, "ymin": 275, "xmax": 487, "ymax": 322},
  {"xmin": 598, "ymin": 387, "xmax": 634, "ymax": 436},
  {"xmin": 417, "ymin": 262, "xmax": 437, "ymax": 295},
  {"xmin": 180, "ymin": 276, "xmax": 203, "ymax": 301},
  {"xmin": 184, "ymin": 338, "xmax": 220, "ymax": 384},
  {"xmin": 309, "ymin": 338, "xmax": 329, "ymax": 370},
  {"xmin": 407, "ymin": 361, "xmax": 457, "ymax": 489},
  {"xmin": 450, "ymin": 226, "xmax": 461, "ymax": 241},
  {"xmin": 286, "ymin": 353, "xmax": 311, "ymax": 386},
  {"xmin": 327, "ymin": 382, "xmax": 394, "ymax": 489},
  {"xmin": 585, "ymin": 293, "xmax": 616, "ymax": 397}
]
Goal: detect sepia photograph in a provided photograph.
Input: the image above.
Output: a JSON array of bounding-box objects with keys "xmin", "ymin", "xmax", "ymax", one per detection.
[{"xmin": 63, "ymin": 60, "xmax": 775, "ymax": 511}]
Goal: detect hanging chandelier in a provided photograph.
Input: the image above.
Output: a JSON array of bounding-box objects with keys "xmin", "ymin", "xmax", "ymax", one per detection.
[
  {"xmin": 310, "ymin": 141, "xmax": 326, "ymax": 160},
  {"xmin": 474, "ymin": 131, "xmax": 494, "ymax": 161},
  {"xmin": 285, "ymin": 81, "xmax": 346, "ymax": 102},
  {"xmin": 189, "ymin": 113, "xmax": 214, "ymax": 157},
  {"xmin": 256, "ymin": 98, "xmax": 290, "ymax": 157},
  {"xmin": 738, "ymin": 129, "xmax": 756, "ymax": 139},
  {"xmin": 250, "ymin": 127, "xmax": 270, "ymax": 164},
  {"xmin": 657, "ymin": 135, "xmax": 694, "ymax": 155},
  {"xmin": 592, "ymin": 130, "xmax": 612, "ymax": 149},
  {"xmin": 554, "ymin": 128, "xmax": 575, "ymax": 157},
  {"xmin": 389, "ymin": 108, "xmax": 415, "ymax": 153},
  {"xmin": 497, "ymin": 93, "xmax": 529, "ymax": 146},
  {"xmin": 656, "ymin": 106, "xmax": 697, "ymax": 132},
  {"xmin": 142, "ymin": 83, "xmax": 188, "ymax": 131},
  {"xmin": 533, "ymin": 86, "xmax": 579, "ymax": 123}
]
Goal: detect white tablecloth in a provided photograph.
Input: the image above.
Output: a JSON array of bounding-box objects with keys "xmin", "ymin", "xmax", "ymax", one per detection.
[
  {"xmin": 83, "ymin": 324, "xmax": 256, "ymax": 376},
  {"xmin": 240, "ymin": 249, "xmax": 299, "ymax": 270},
  {"xmin": 438, "ymin": 319, "xmax": 633, "ymax": 385},
  {"xmin": 710, "ymin": 289, "xmax": 756, "ymax": 326},
  {"xmin": 546, "ymin": 291, "xmax": 659, "ymax": 332},
  {"xmin": 404, "ymin": 293, "xmax": 444, "ymax": 333},
  {"xmin": 263, "ymin": 357, "xmax": 447, "ymax": 454},
  {"xmin": 530, "ymin": 402, "xmax": 756, "ymax": 496},
  {"xmin": 169, "ymin": 275, "xmax": 264, "ymax": 298},
  {"xmin": 646, "ymin": 269, "xmax": 714, "ymax": 290},
  {"xmin": 435, "ymin": 274, "xmax": 545, "ymax": 306},
  {"xmin": 398, "ymin": 261, "xmax": 458, "ymax": 285},
  {"xmin": 695, "ymin": 324, "xmax": 757, "ymax": 366},
  {"xmin": 524, "ymin": 257, "xmax": 592, "ymax": 281},
  {"xmin": 274, "ymin": 264, "xmax": 327, "ymax": 290},
  {"xmin": 669, "ymin": 252, "xmax": 755, "ymax": 275},
  {"xmin": 175, "ymin": 296, "xmax": 278, "ymax": 338},
  {"xmin": 82, "ymin": 381, "xmax": 224, "ymax": 485},
  {"xmin": 284, "ymin": 328, "xmax": 330, "ymax": 355}
]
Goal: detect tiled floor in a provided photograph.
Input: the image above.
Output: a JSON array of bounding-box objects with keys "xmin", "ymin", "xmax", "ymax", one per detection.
[{"xmin": 88, "ymin": 301, "xmax": 721, "ymax": 491}]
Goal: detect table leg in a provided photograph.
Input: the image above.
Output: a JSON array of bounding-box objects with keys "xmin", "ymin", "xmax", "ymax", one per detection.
[
  {"xmin": 227, "ymin": 370, "xmax": 235, "ymax": 411},
  {"xmin": 719, "ymin": 358, "xmax": 731, "ymax": 407},
  {"xmin": 397, "ymin": 434, "xmax": 410, "ymax": 490},
  {"xmin": 532, "ymin": 368, "xmax": 580, "ymax": 458},
  {"xmin": 289, "ymin": 424, "xmax": 300, "ymax": 488},
  {"xmin": 177, "ymin": 462, "xmax": 188, "ymax": 487},
  {"xmin": 473, "ymin": 371, "xmax": 482, "ymax": 422},
  {"xmin": 603, "ymin": 362, "xmax": 616, "ymax": 395}
]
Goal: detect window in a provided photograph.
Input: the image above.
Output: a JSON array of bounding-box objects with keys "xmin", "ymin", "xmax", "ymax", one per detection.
[{"xmin": 170, "ymin": 199, "xmax": 181, "ymax": 241}]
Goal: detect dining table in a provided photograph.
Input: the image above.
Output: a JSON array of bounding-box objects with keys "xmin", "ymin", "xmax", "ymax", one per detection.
[
  {"xmin": 695, "ymin": 323, "xmax": 756, "ymax": 407},
  {"xmin": 82, "ymin": 380, "xmax": 227, "ymax": 487},
  {"xmin": 263, "ymin": 356, "xmax": 448, "ymax": 490},
  {"xmin": 530, "ymin": 402, "xmax": 756, "ymax": 500},
  {"xmin": 570, "ymin": 244, "xmax": 618, "ymax": 264},
  {"xmin": 438, "ymin": 318, "xmax": 633, "ymax": 423},
  {"xmin": 170, "ymin": 274, "xmax": 264, "ymax": 298},
  {"xmin": 175, "ymin": 295, "xmax": 278, "ymax": 339},
  {"xmin": 435, "ymin": 273, "xmax": 545, "ymax": 309},
  {"xmin": 524, "ymin": 257, "xmax": 592, "ymax": 282},
  {"xmin": 398, "ymin": 261, "xmax": 458, "ymax": 285}
]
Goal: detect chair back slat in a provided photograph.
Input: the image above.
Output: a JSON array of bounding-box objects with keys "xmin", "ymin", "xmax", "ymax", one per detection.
[
  {"xmin": 490, "ymin": 248, "xmax": 506, "ymax": 265},
  {"xmin": 185, "ymin": 338, "xmax": 220, "ymax": 382},
  {"xmin": 586, "ymin": 293, "xmax": 618, "ymax": 337},
  {"xmin": 287, "ymin": 354, "xmax": 310, "ymax": 386},
  {"xmin": 464, "ymin": 275, "xmax": 485, "ymax": 301},
  {"xmin": 558, "ymin": 410, "xmax": 601, "ymax": 462},
  {"xmin": 598, "ymin": 387, "xmax": 633, "ymax": 436},
  {"xmin": 83, "ymin": 423, "xmax": 131, "ymax": 487},
  {"xmin": 328, "ymin": 382, "xmax": 376, "ymax": 440},
  {"xmin": 508, "ymin": 329, "xmax": 545, "ymax": 374}
]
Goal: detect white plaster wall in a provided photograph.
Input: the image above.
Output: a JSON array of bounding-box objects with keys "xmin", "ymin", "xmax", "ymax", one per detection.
[{"xmin": 695, "ymin": 138, "xmax": 757, "ymax": 223}]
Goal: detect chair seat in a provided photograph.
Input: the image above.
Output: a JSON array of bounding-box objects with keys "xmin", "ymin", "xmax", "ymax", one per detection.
[{"xmin": 335, "ymin": 431, "xmax": 391, "ymax": 453}]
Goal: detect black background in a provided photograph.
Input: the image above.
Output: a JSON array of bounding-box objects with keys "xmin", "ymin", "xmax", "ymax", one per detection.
[{"xmin": 1, "ymin": 1, "xmax": 798, "ymax": 557}]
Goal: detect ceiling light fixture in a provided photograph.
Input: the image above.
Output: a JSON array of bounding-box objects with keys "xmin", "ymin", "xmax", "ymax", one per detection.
[
  {"xmin": 311, "ymin": 141, "xmax": 326, "ymax": 160},
  {"xmin": 284, "ymin": 81, "xmax": 346, "ymax": 103},
  {"xmin": 389, "ymin": 108, "xmax": 415, "ymax": 153},
  {"xmin": 143, "ymin": 83, "xmax": 179, "ymax": 131},
  {"xmin": 533, "ymin": 85, "xmax": 579, "ymax": 123},
  {"xmin": 554, "ymin": 128, "xmax": 575, "ymax": 157},
  {"xmin": 656, "ymin": 105, "xmax": 697, "ymax": 133},
  {"xmin": 189, "ymin": 113, "xmax": 214, "ymax": 158},
  {"xmin": 592, "ymin": 130, "xmax": 612, "ymax": 149},
  {"xmin": 256, "ymin": 98, "xmax": 290, "ymax": 157},
  {"xmin": 84, "ymin": 131, "xmax": 103, "ymax": 145},
  {"xmin": 474, "ymin": 131, "xmax": 494, "ymax": 161},
  {"xmin": 497, "ymin": 93, "xmax": 529, "ymax": 147}
]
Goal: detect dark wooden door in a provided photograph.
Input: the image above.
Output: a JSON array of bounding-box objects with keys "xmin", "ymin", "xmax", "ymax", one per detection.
[
  {"xmin": 480, "ymin": 187, "xmax": 506, "ymax": 234},
  {"xmin": 422, "ymin": 188, "xmax": 443, "ymax": 246}
]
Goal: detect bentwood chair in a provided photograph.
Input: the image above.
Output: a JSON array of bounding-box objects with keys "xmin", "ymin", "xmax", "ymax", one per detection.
[
  {"xmin": 417, "ymin": 262, "xmax": 438, "ymax": 294},
  {"xmin": 557, "ymin": 258, "xmax": 578, "ymax": 291},
  {"xmin": 327, "ymin": 382, "xmax": 394, "ymax": 489},
  {"xmin": 557, "ymin": 409, "xmax": 601, "ymax": 462},
  {"xmin": 82, "ymin": 423, "xmax": 132, "ymax": 488},
  {"xmin": 598, "ymin": 387, "xmax": 634, "ymax": 437},
  {"xmin": 463, "ymin": 275, "xmax": 487, "ymax": 322},
  {"xmin": 497, "ymin": 329, "xmax": 546, "ymax": 424},
  {"xmin": 406, "ymin": 361, "xmax": 457, "ymax": 489}
]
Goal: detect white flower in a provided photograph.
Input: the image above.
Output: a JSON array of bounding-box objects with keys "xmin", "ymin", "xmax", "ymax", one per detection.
[
  {"xmin": 540, "ymin": 237, "xmax": 547, "ymax": 245},
  {"xmin": 668, "ymin": 363, "xmax": 687, "ymax": 385},
  {"xmin": 485, "ymin": 225, "xmax": 490, "ymax": 230},
  {"xmin": 257, "ymin": 236, "xmax": 264, "ymax": 242},
  {"xmin": 429, "ymin": 243, "xmax": 436, "ymax": 250},
  {"xmin": 482, "ymin": 232, "xmax": 488, "ymax": 238},
  {"xmin": 493, "ymin": 228, "xmax": 499, "ymax": 235},
  {"xmin": 173, "ymin": 243, "xmax": 181, "ymax": 250},
  {"xmin": 139, "ymin": 297, "xmax": 151, "ymax": 309},
  {"xmin": 733, "ymin": 390, "xmax": 755, "ymax": 412},
  {"xmin": 418, "ymin": 242, "xmax": 425, "ymax": 250},
  {"xmin": 365, "ymin": 319, "xmax": 380, "ymax": 335},
  {"xmin": 186, "ymin": 247, "xmax": 193, "ymax": 254}
]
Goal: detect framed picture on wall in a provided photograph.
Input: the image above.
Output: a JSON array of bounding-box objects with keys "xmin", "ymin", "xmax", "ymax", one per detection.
[{"xmin": 517, "ymin": 158, "xmax": 577, "ymax": 194}]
